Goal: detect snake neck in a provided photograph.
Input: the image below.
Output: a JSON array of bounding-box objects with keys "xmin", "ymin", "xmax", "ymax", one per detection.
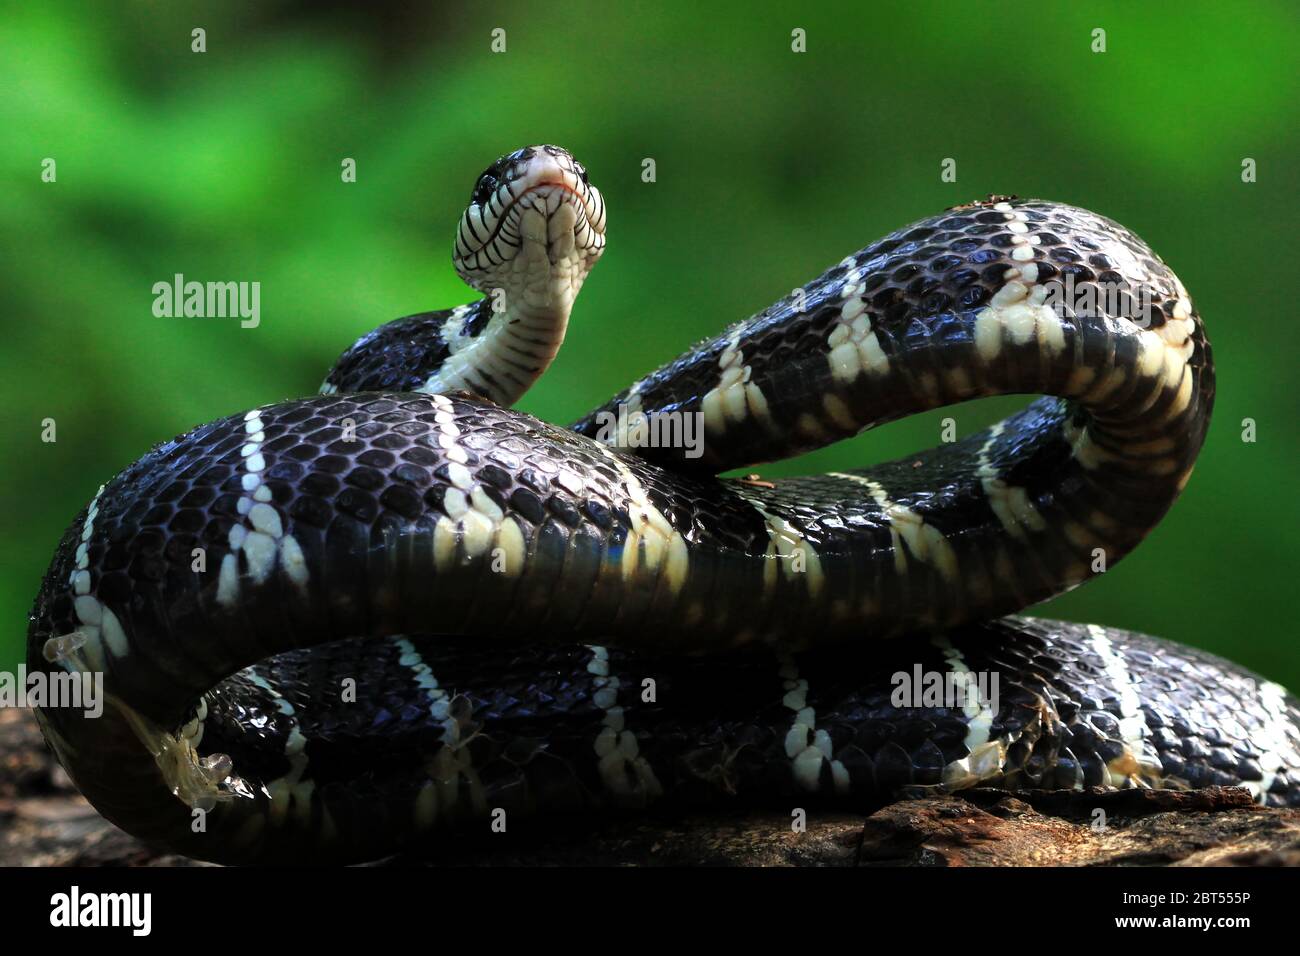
[
  {"xmin": 318, "ymin": 281, "xmax": 581, "ymax": 406},
  {"xmin": 424, "ymin": 289, "xmax": 576, "ymax": 406}
]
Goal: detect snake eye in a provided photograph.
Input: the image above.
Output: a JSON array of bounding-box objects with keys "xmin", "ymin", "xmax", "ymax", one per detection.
[
  {"xmin": 471, "ymin": 173, "xmax": 498, "ymax": 206},
  {"xmin": 576, "ymin": 165, "xmax": 589, "ymax": 186}
]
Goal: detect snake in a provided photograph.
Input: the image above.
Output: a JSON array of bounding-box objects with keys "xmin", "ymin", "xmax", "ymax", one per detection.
[{"xmin": 27, "ymin": 144, "xmax": 1300, "ymax": 865}]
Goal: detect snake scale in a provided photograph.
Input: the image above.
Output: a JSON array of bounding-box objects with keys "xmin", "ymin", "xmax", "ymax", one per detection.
[{"xmin": 27, "ymin": 145, "xmax": 1300, "ymax": 864}]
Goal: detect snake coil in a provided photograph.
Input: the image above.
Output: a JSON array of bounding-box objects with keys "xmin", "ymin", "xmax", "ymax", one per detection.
[{"xmin": 28, "ymin": 145, "xmax": 1300, "ymax": 864}]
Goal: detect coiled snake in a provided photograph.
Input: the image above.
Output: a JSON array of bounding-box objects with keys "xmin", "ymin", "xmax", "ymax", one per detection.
[{"xmin": 28, "ymin": 145, "xmax": 1300, "ymax": 864}]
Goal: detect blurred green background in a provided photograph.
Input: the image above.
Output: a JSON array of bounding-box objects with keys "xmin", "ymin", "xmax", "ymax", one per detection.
[{"xmin": 3, "ymin": 2, "xmax": 1297, "ymax": 688}]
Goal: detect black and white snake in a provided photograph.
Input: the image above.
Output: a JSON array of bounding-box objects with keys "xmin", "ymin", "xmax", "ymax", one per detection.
[{"xmin": 28, "ymin": 145, "xmax": 1300, "ymax": 864}]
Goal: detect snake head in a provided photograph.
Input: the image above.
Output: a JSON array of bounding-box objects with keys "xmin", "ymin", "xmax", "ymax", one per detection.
[{"xmin": 453, "ymin": 145, "xmax": 607, "ymax": 307}]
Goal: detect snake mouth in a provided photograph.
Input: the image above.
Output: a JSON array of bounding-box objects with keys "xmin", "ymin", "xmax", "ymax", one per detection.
[
  {"xmin": 501, "ymin": 179, "xmax": 602, "ymax": 251},
  {"xmin": 454, "ymin": 146, "xmax": 606, "ymax": 285}
]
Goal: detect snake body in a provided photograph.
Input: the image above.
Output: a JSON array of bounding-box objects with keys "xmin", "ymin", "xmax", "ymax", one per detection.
[{"xmin": 27, "ymin": 146, "xmax": 1300, "ymax": 864}]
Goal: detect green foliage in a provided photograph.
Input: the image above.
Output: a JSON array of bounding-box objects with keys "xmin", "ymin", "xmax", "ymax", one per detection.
[{"xmin": 3, "ymin": 2, "xmax": 1297, "ymax": 687}]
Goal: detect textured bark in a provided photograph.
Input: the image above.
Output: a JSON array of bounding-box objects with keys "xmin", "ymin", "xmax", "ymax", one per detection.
[{"xmin": 2, "ymin": 707, "xmax": 1296, "ymax": 867}]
